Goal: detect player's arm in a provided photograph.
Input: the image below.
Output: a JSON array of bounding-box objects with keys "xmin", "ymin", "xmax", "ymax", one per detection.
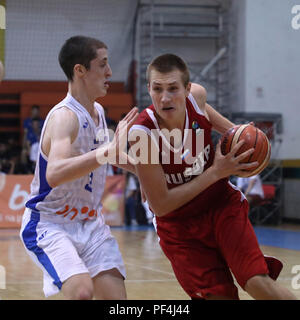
[
  {"xmin": 45, "ymin": 107, "xmax": 105, "ymax": 187},
  {"xmin": 129, "ymin": 132, "xmax": 257, "ymax": 217},
  {"xmin": 113, "ymin": 154, "xmax": 136, "ymax": 175},
  {"xmin": 190, "ymin": 83, "xmax": 234, "ymax": 135},
  {"xmin": 134, "ymin": 161, "xmax": 219, "ymax": 217},
  {"xmin": 46, "ymin": 107, "xmax": 138, "ymax": 187}
]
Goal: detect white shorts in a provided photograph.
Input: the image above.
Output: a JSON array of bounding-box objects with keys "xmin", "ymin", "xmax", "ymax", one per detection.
[{"xmin": 20, "ymin": 209, "xmax": 126, "ymax": 297}]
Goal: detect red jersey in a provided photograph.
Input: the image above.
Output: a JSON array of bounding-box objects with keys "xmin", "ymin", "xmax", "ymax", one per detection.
[
  {"xmin": 130, "ymin": 93, "xmax": 242, "ymax": 221},
  {"xmin": 130, "ymin": 94, "xmax": 275, "ymax": 300}
]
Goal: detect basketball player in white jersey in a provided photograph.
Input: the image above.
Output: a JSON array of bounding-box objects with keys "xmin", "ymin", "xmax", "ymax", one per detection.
[{"xmin": 20, "ymin": 36, "xmax": 138, "ymax": 299}]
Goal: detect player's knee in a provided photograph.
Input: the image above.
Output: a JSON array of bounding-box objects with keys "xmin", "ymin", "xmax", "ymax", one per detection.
[
  {"xmin": 65, "ymin": 282, "xmax": 94, "ymax": 300},
  {"xmin": 62, "ymin": 274, "xmax": 94, "ymax": 300},
  {"xmin": 74, "ymin": 285, "xmax": 94, "ymax": 300}
]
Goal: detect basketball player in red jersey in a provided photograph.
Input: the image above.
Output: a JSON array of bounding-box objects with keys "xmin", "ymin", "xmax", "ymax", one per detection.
[{"xmin": 129, "ymin": 54, "xmax": 296, "ymax": 300}]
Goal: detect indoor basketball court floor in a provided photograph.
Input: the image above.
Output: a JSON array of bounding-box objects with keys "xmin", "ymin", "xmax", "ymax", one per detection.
[{"xmin": 0, "ymin": 223, "xmax": 299, "ymax": 300}]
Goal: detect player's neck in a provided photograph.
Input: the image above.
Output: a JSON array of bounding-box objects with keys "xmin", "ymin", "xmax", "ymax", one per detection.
[
  {"xmin": 68, "ymin": 82, "xmax": 94, "ymax": 114},
  {"xmin": 156, "ymin": 108, "xmax": 186, "ymax": 132}
]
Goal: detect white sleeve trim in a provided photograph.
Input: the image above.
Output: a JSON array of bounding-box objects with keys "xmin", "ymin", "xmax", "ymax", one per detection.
[
  {"xmin": 129, "ymin": 124, "xmax": 152, "ymax": 136},
  {"xmin": 188, "ymin": 93, "xmax": 205, "ymax": 116}
]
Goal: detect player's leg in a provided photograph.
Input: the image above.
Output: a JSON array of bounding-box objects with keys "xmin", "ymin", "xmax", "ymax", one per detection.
[
  {"xmin": 92, "ymin": 268, "xmax": 126, "ymax": 300},
  {"xmin": 62, "ymin": 273, "xmax": 94, "ymax": 300},
  {"xmin": 214, "ymin": 196, "xmax": 297, "ymax": 300},
  {"xmin": 20, "ymin": 210, "xmax": 93, "ymax": 299},
  {"xmin": 244, "ymin": 274, "xmax": 297, "ymax": 300},
  {"xmin": 82, "ymin": 234, "xmax": 127, "ymax": 300},
  {"xmin": 156, "ymin": 215, "xmax": 240, "ymax": 300},
  {"xmin": 158, "ymin": 238, "xmax": 239, "ymax": 300}
]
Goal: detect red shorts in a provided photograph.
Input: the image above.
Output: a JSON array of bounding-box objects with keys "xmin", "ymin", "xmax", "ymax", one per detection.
[{"xmin": 156, "ymin": 192, "xmax": 269, "ymax": 299}]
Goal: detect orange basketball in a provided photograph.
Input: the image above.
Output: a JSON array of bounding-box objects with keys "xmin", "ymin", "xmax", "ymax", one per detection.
[{"xmin": 220, "ymin": 124, "xmax": 271, "ymax": 177}]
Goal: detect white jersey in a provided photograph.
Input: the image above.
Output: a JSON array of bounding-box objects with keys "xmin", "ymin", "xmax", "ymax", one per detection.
[{"xmin": 25, "ymin": 93, "xmax": 109, "ymax": 224}]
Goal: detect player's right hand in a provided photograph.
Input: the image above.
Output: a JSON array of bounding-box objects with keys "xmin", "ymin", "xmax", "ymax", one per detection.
[
  {"xmin": 109, "ymin": 107, "xmax": 139, "ymax": 160},
  {"xmin": 212, "ymin": 140, "xmax": 258, "ymax": 179}
]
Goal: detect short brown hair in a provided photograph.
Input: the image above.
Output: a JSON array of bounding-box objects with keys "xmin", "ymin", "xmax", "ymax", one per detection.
[
  {"xmin": 146, "ymin": 54, "xmax": 190, "ymax": 87},
  {"xmin": 59, "ymin": 35, "xmax": 107, "ymax": 81}
]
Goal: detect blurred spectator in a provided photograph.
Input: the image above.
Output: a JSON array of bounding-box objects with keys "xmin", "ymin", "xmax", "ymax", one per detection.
[
  {"xmin": 236, "ymin": 174, "xmax": 264, "ymax": 206},
  {"xmin": 0, "ymin": 139, "xmax": 30, "ymax": 174},
  {"xmin": 0, "ymin": 141, "xmax": 13, "ymax": 174},
  {"xmin": 22, "ymin": 105, "xmax": 44, "ymax": 173},
  {"xmin": 106, "ymin": 120, "xmax": 122, "ymax": 175},
  {"xmin": 23, "ymin": 104, "xmax": 44, "ymax": 132},
  {"xmin": 111, "ymin": 113, "xmax": 131, "ymax": 175},
  {"xmin": 141, "ymin": 200, "xmax": 154, "ymax": 225},
  {"xmin": 134, "ymin": 178, "xmax": 149, "ymax": 226},
  {"xmin": 124, "ymin": 172, "xmax": 149, "ymax": 226},
  {"xmin": 28, "ymin": 118, "xmax": 41, "ymax": 170},
  {"xmin": 125, "ymin": 172, "xmax": 138, "ymax": 226}
]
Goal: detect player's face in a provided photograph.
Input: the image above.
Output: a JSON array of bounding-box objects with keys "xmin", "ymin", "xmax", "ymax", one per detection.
[
  {"xmin": 148, "ymin": 69, "xmax": 190, "ymax": 123},
  {"xmin": 84, "ymin": 48, "xmax": 112, "ymax": 98}
]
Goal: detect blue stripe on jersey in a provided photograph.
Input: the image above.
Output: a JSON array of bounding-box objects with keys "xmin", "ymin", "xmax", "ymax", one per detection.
[
  {"xmin": 23, "ymin": 154, "xmax": 61, "ymax": 290},
  {"xmin": 26, "ymin": 154, "xmax": 52, "ymax": 210},
  {"xmin": 21, "ymin": 211, "xmax": 62, "ymax": 290}
]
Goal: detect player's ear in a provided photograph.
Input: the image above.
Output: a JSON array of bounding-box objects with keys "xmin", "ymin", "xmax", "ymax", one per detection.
[
  {"xmin": 73, "ymin": 64, "xmax": 86, "ymax": 78},
  {"xmin": 185, "ymin": 82, "xmax": 191, "ymax": 96},
  {"xmin": 147, "ymin": 82, "xmax": 150, "ymax": 93}
]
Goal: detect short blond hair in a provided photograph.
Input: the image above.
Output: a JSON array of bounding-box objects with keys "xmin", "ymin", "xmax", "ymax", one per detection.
[{"xmin": 146, "ymin": 54, "xmax": 190, "ymax": 87}]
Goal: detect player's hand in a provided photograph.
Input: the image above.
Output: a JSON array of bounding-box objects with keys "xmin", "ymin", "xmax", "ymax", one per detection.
[
  {"xmin": 109, "ymin": 107, "xmax": 139, "ymax": 162},
  {"xmin": 212, "ymin": 140, "xmax": 258, "ymax": 179}
]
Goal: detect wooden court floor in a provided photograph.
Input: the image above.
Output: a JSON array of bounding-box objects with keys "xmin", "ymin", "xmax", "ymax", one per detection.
[{"xmin": 0, "ymin": 224, "xmax": 300, "ymax": 300}]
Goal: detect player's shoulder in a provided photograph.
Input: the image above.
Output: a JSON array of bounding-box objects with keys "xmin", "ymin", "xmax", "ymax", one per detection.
[
  {"xmin": 190, "ymin": 83, "xmax": 207, "ymax": 107},
  {"xmin": 128, "ymin": 106, "xmax": 156, "ymax": 144},
  {"xmin": 94, "ymin": 101, "xmax": 105, "ymax": 115},
  {"xmin": 49, "ymin": 105, "xmax": 78, "ymax": 123},
  {"xmin": 133, "ymin": 106, "xmax": 156, "ymax": 129},
  {"xmin": 46, "ymin": 106, "xmax": 79, "ymax": 137},
  {"xmin": 190, "ymin": 83, "xmax": 207, "ymax": 97}
]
